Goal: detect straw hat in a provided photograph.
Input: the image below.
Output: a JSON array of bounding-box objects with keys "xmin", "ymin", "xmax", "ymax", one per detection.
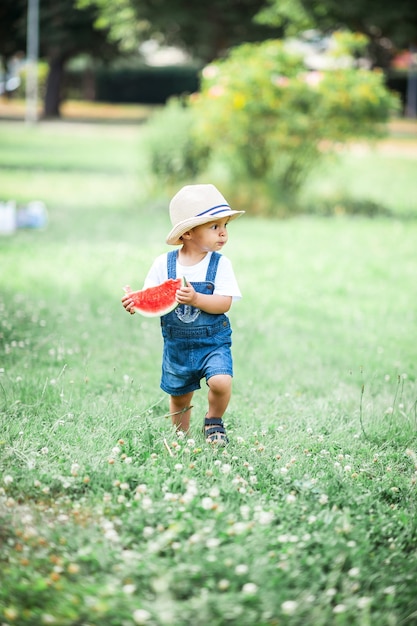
[{"xmin": 166, "ymin": 184, "xmax": 245, "ymax": 245}]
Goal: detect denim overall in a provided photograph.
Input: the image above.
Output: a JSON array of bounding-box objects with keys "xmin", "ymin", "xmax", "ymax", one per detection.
[{"xmin": 160, "ymin": 250, "xmax": 233, "ymax": 396}]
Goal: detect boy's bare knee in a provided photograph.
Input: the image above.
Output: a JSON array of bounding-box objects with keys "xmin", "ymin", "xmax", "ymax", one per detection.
[{"xmin": 208, "ymin": 374, "xmax": 232, "ymax": 395}]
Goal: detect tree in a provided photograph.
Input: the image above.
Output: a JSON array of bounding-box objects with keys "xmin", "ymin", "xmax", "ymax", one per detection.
[
  {"xmin": 40, "ymin": 0, "xmax": 122, "ymax": 117},
  {"xmin": 256, "ymin": 0, "xmax": 417, "ymax": 67},
  {"xmin": 0, "ymin": 0, "xmax": 26, "ymax": 95},
  {"xmin": 78, "ymin": 0, "xmax": 282, "ymax": 63},
  {"xmin": 1, "ymin": 0, "xmax": 121, "ymax": 117}
]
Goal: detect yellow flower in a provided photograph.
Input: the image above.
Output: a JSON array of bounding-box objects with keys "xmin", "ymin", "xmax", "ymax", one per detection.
[{"xmin": 233, "ymin": 93, "xmax": 246, "ymax": 109}]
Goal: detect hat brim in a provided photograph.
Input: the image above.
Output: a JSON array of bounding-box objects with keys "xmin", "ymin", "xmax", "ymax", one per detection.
[{"xmin": 166, "ymin": 210, "xmax": 245, "ymax": 245}]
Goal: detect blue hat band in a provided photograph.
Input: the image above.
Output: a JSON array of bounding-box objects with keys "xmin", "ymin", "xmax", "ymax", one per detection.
[{"xmin": 196, "ymin": 204, "xmax": 231, "ymax": 218}]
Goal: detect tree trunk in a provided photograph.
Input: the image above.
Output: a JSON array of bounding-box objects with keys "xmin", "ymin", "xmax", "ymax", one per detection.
[{"xmin": 43, "ymin": 55, "xmax": 64, "ymax": 118}]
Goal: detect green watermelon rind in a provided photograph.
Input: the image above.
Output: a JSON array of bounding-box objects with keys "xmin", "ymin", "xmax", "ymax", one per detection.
[{"xmin": 129, "ymin": 276, "xmax": 187, "ymax": 318}]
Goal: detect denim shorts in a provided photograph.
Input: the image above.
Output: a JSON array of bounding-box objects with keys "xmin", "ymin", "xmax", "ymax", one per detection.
[{"xmin": 160, "ymin": 319, "xmax": 233, "ymax": 396}]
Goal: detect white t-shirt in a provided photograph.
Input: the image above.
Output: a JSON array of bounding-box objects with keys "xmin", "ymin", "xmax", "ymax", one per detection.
[{"xmin": 143, "ymin": 251, "xmax": 242, "ymax": 301}]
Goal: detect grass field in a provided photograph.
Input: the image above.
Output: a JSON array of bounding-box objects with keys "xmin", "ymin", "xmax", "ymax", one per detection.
[{"xmin": 1, "ymin": 113, "xmax": 417, "ymax": 625}]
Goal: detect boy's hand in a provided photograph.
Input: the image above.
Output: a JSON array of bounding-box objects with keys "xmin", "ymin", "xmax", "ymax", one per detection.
[
  {"xmin": 122, "ymin": 285, "xmax": 136, "ymax": 315},
  {"xmin": 176, "ymin": 279, "xmax": 199, "ymax": 307}
]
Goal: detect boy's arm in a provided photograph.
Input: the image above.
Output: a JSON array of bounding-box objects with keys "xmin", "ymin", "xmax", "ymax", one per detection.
[{"xmin": 176, "ymin": 281, "xmax": 232, "ymax": 314}]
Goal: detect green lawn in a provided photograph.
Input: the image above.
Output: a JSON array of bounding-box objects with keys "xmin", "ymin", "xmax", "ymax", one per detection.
[{"xmin": 1, "ymin": 118, "xmax": 417, "ymax": 626}]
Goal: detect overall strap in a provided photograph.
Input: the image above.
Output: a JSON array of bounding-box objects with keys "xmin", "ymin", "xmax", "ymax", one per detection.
[
  {"xmin": 205, "ymin": 252, "xmax": 221, "ymax": 282},
  {"xmin": 167, "ymin": 250, "xmax": 177, "ymax": 279}
]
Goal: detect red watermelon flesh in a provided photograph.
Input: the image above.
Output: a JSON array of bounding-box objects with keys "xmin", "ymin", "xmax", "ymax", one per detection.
[{"xmin": 124, "ymin": 277, "xmax": 185, "ymax": 317}]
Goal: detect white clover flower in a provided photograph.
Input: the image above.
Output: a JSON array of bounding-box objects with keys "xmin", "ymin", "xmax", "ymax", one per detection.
[
  {"xmin": 124, "ymin": 457, "xmax": 133, "ymax": 464},
  {"xmin": 286, "ymin": 493, "xmax": 297, "ymax": 504},
  {"xmin": 132, "ymin": 608, "xmax": 151, "ymax": 624},
  {"xmin": 201, "ymin": 497, "xmax": 215, "ymax": 510},
  {"xmin": 221, "ymin": 463, "xmax": 232, "ymax": 474},
  {"xmin": 174, "ymin": 463, "xmax": 183, "ymax": 471},
  {"xmin": 240, "ymin": 505, "xmax": 251, "ymax": 519},
  {"xmin": 3, "ymin": 475, "xmax": 13, "ymax": 485},
  {"xmin": 242, "ymin": 582, "xmax": 258, "ymax": 595},
  {"xmin": 123, "ymin": 584, "xmax": 136, "ymax": 594},
  {"xmin": 235, "ymin": 563, "xmax": 249, "ymax": 575},
  {"xmin": 256, "ymin": 510, "xmax": 274, "ymax": 525},
  {"xmin": 41, "ymin": 447, "xmax": 49, "ymax": 455},
  {"xmin": 164, "ymin": 492, "xmax": 176, "ymax": 501},
  {"xmin": 357, "ymin": 597, "xmax": 372, "ymax": 609},
  {"xmin": 136, "ymin": 484, "xmax": 147, "ymax": 494},
  {"xmin": 112, "ymin": 446, "xmax": 121, "ymax": 456},
  {"xmin": 319, "ymin": 494, "xmax": 329, "ymax": 505},
  {"xmin": 281, "ymin": 600, "xmax": 298, "ymax": 615},
  {"xmin": 141, "ymin": 496, "xmax": 153, "ymax": 510},
  {"xmin": 218, "ymin": 579, "xmax": 230, "ymax": 591},
  {"xmin": 120, "ymin": 482, "xmax": 130, "ymax": 490},
  {"xmin": 209, "ymin": 486, "xmax": 220, "ymax": 498},
  {"xmin": 231, "ymin": 522, "xmax": 248, "ymax": 535},
  {"xmin": 348, "ymin": 567, "xmax": 360, "ymax": 578},
  {"xmin": 104, "ymin": 528, "xmax": 120, "ymax": 542},
  {"xmin": 143, "ymin": 526, "xmax": 154, "ymax": 538},
  {"xmin": 333, "ymin": 604, "xmax": 347, "ymax": 614},
  {"xmin": 206, "ymin": 537, "xmax": 221, "ymax": 549},
  {"xmin": 280, "ymin": 467, "xmax": 288, "ymax": 474},
  {"xmin": 70, "ymin": 463, "xmax": 80, "ymax": 476}
]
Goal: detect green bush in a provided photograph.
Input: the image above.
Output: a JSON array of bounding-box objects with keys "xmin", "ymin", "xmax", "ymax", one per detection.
[
  {"xmin": 143, "ymin": 98, "xmax": 210, "ymax": 186},
  {"xmin": 190, "ymin": 32, "xmax": 400, "ymax": 210}
]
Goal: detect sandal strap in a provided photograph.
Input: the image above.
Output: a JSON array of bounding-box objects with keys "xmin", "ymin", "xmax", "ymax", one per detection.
[
  {"xmin": 204, "ymin": 417, "xmax": 224, "ymax": 426},
  {"xmin": 204, "ymin": 417, "xmax": 228, "ymax": 444},
  {"xmin": 206, "ymin": 426, "xmax": 226, "ymax": 437}
]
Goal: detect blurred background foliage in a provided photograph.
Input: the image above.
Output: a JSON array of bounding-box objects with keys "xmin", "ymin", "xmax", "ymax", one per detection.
[
  {"xmin": 0, "ymin": 0, "xmax": 415, "ymax": 214},
  {"xmin": 1, "ymin": 0, "xmax": 415, "ymax": 116}
]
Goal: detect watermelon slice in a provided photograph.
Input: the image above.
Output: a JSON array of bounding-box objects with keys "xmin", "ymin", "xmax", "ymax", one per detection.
[{"xmin": 123, "ymin": 277, "xmax": 186, "ymax": 318}]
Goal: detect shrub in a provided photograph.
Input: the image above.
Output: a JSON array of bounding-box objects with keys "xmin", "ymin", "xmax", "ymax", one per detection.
[
  {"xmin": 143, "ymin": 98, "xmax": 210, "ymax": 186},
  {"xmin": 190, "ymin": 32, "xmax": 400, "ymax": 211}
]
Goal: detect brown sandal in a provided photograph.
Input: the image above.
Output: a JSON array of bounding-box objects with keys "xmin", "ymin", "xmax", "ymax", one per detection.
[{"xmin": 203, "ymin": 417, "xmax": 229, "ymax": 446}]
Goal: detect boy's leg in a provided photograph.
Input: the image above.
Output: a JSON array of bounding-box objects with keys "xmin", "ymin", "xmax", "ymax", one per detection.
[
  {"xmin": 169, "ymin": 391, "xmax": 194, "ymax": 433},
  {"xmin": 206, "ymin": 374, "xmax": 232, "ymax": 420}
]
